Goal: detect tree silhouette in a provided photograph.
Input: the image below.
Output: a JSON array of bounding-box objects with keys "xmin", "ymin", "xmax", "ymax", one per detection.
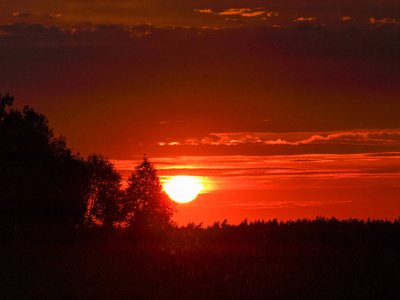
[
  {"xmin": 85, "ymin": 154, "xmax": 123, "ymax": 228},
  {"xmin": 123, "ymin": 156, "xmax": 175, "ymax": 231},
  {"xmin": 0, "ymin": 94, "xmax": 89, "ymax": 237},
  {"xmin": 0, "ymin": 93, "xmax": 14, "ymax": 120}
]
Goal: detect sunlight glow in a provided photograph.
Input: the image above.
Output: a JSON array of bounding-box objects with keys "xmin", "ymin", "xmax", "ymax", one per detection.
[{"xmin": 163, "ymin": 176, "xmax": 204, "ymax": 203}]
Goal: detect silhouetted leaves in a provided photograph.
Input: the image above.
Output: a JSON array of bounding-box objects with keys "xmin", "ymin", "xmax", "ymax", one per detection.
[
  {"xmin": 0, "ymin": 94, "xmax": 89, "ymax": 238},
  {"xmin": 85, "ymin": 153, "xmax": 123, "ymax": 228},
  {"xmin": 123, "ymin": 156, "xmax": 176, "ymax": 235},
  {"xmin": 0, "ymin": 93, "xmax": 14, "ymax": 120}
]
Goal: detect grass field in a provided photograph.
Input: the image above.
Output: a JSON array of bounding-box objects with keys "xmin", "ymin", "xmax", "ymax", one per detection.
[{"xmin": 1, "ymin": 219, "xmax": 399, "ymax": 299}]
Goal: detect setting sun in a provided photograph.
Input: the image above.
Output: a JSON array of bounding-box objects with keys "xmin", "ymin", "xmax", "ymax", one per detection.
[{"xmin": 163, "ymin": 176, "xmax": 203, "ymax": 203}]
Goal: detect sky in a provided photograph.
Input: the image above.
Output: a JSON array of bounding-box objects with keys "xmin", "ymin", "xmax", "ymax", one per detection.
[{"xmin": 1, "ymin": 0, "xmax": 399, "ymax": 225}]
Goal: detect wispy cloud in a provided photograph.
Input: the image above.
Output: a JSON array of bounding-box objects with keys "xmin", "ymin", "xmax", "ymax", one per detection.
[
  {"xmin": 294, "ymin": 17, "xmax": 316, "ymax": 22},
  {"xmin": 46, "ymin": 13, "xmax": 62, "ymax": 19},
  {"xmin": 293, "ymin": 130, "xmax": 400, "ymax": 146},
  {"xmin": 195, "ymin": 8, "xmax": 267, "ymax": 18},
  {"xmin": 158, "ymin": 130, "xmax": 400, "ymax": 147},
  {"xmin": 12, "ymin": 12, "xmax": 62, "ymax": 19},
  {"xmin": 111, "ymin": 152, "xmax": 400, "ymax": 193},
  {"xmin": 242, "ymin": 11, "xmax": 266, "ymax": 17},
  {"xmin": 12, "ymin": 12, "xmax": 33, "ymax": 18},
  {"xmin": 194, "ymin": 9, "xmax": 214, "ymax": 14},
  {"xmin": 370, "ymin": 17, "xmax": 399, "ymax": 25},
  {"xmin": 220, "ymin": 200, "xmax": 352, "ymax": 209},
  {"xmin": 219, "ymin": 8, "xmax": 251, "ymax": 15}
]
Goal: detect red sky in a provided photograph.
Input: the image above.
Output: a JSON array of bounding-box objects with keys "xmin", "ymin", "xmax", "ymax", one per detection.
[
  {"xmin": 1, "ymin": 0, "xmax": 399, "ymax": 225},
  {"xmin": 112, "ymin": 153, "xmax": 400, "ymax": 225}
]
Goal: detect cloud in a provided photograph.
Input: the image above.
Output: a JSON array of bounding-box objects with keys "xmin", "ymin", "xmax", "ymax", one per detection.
[
  {"xmin": 367, "ymin": 152, "xmax": 400, "ymax": 157},
  {"xmin": 297, "ymin": 130, "xmax": 400, "ymax": 145},
  {"xmin": 157, "ymin": 130, "xmax": 400, "ymax": 147},
  {"xmin": 1, "ymin": 21, "xmax": 399, "ymax": 60},
  {"xmin": 194, "ymin": 9, "xmax": 214, "ymax": 14},
  {"xmin": 0, "ymin": 22, "xmax": 163, "ymax": 46},
  {"xmin": 207, "ymin": 8, "xmax": 267, "ymax": 17},
  {"xmin": 111, "ymin": 153, "xmax": 400, "ymax": 193},
  {"xmin": 45, "ymin": 13, "xmax": 62, "ymax": 19},
  {"xmin": 134, "ymin": 156, "xmax": 399, "ymax": 225},
  {"xmin": 294, "ymin": 17, "xmax": 316, "ymax": 22},
  {"xmin": 3, "ymin": 0, "xmax": 399, "ymax": 30},
  {"xmin": 12, "ymin": 12, "xmax": 62, "ymax": 19},
  {"xmin": 265, "ymin": 12, "xmax": 279, "ymax": 17},
  {"xmin": 1, "ymin": 21, "xmax": 400, "ymax": 159},
  {"xmin": 222, "ymin": 200, "xmax": 352, "ymax": 209},
  {"xmin": 242, "ymin": 11, "xmax": 265, "ymax": 17},
  {"xmin": 0, "ymin": 22, "xmax": 55, "ymax": 34},
  {"xmin": 13, "ymin": 12, "xmax": 33, "ymax": 18},
  {"xmin": 369, "ymin": 17, "xmax": 399, "ymax": 25},
  {"xmin": 264, "ymin": 139, "xmax": 292, "ymax": 145},
  {"xmin": 219, "ymin": 8, "xmax": 251, "ymax": 15}
]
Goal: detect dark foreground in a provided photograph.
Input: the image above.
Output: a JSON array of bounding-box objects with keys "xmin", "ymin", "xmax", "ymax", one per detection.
[{"xmin": 1, "ymin": 218, "xmax": 399, "ymax": 299}]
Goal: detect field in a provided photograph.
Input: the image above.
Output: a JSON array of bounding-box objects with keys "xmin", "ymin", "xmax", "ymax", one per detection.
[{"xmin": 1, "ymin": 218, "xmax": 399, "ymax": 299}]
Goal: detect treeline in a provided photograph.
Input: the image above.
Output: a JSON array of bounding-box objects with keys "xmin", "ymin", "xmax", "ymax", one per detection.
[
  {"xmin": 177, "ymin": 217, "xmax": 400, "ymax": 246},
  {"xmin": 0, "ymin": 94, "xmax": 175, "ymax": 241}
]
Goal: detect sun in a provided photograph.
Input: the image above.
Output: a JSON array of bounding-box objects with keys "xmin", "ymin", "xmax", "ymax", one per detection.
[{"xmin": 163, "ymin": 176, "xmax": 204, "ymax": 203}]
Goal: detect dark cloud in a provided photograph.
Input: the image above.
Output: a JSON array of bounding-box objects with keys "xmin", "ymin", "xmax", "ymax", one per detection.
[
  {"xmin": 12, "ymin": 12, "xmax": 62, "ymax": 19},
  {"xmin": 1, "ymin": 22, "xmax": 400, "ymax": 157},
  {"xmin": 366, "ymin": 152, "xmax": 400, "ymax": 157},
  {"xmin": 12, "ymin": 12, "xmax": 33, "ymax": 18},
  {"xmin": 0, "ymin": 22, "xmax": 66, "ymax": 35},
  {"xmin": 1, "ymin": 21, "xmax": 399, "ymax": 58}
]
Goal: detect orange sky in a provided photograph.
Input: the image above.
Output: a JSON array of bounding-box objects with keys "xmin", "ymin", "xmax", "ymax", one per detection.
[
  {"xmin": 112, "ymin": 153, "xmax": 400, "ymax": 225},
  {"xmin": 1, "ymin": 0, "xmax": 399, "ymax": 224}
]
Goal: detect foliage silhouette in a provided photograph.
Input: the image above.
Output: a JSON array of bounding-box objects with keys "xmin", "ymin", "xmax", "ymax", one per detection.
[
  {"xmin": 0, "ymin": 94, "xmax": 89, "ymax": 238},
  {"xmin": 123, "ymin": 156, "xmax": 176, "ymax": 235},
  {"xmin": 0, "ymin": 93, "xmax": 14, "ymax": 120},
  {"xmin": 85, "ymin": 153, "xmax": 123, "ymax": 228}
]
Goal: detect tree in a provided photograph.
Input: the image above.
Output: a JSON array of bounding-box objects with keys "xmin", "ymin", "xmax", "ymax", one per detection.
[
  {"xmin": 85, "ymin": 154, "xmax": 123, "ymax": 228},
  {"xmin": 0, "ymin": 94, "xmax": 89, "ymax": 237},
  {"xmin": 123, "ymin": 156, "xmax": 175, "ymax": 231},
  {"xmin": 0, "ymin": 93, "xmax": 14, "ymax": 120}
]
